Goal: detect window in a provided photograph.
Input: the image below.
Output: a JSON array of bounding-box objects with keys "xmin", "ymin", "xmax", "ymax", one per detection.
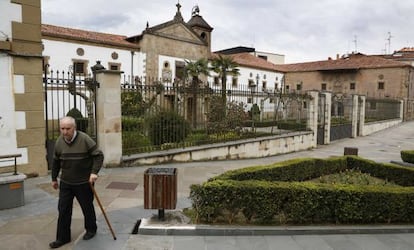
[
  {"xmin": 214, "ymin": 76, "xmax": 220, "ymax": 86},
  {"xmin": 378, "ymin": 81, "xmax": 385, "ymax": 90},
  {"xmin": 200, "ymin": 32, "xmax": 207, "ymax": 40},
  {"xmin": 247, "ymin": 97, "xmax": 253, "ymax": 103},
  {"xmin": 232, "ymin": 77, "xmax": 238, "ymax": 87},
  {"xmin": 296, "ymin": 83, "xmax": 302, "ymax": 91},
  {"xmin": 108, "ymin": 62, "xmax": 121, "ymax": 71},
  {"xmin": 73, "ymin": 60, "xmax": 88, "ymax": 75},
  {"xmin": 285, "ymin": 85, "xmax": 290, "ymax": 92},
  {"xmin": 248, "ymin": 79, "xmax": 255, "ymax": 87},
  {"xmin": 350, "ymin": 82, "xmax": 356, "ymax": 90},
  {"xmin": 262, "ymin": 81, "xmax": 267, "ymax": 90},
  {"xmin": 111, "ymin": 52, "xmax": 118, "ymax": 60},
  {"xmin": 175, "ymin": 61, "xmax": 185, "ymax": 81},
  {"xmin": 321, "ymin": 83, "xmax": 327, "ymax": 90},
  {"xmin": 76, "ymin": 48, "xmax": 84, "ymax": 56}
]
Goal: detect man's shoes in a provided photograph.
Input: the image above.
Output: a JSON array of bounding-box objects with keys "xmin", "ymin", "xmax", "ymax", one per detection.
[
  {"xmin": 49, "ymin": 240, "xmax": 70, "ymax": 249},
  {"xmin": 83, "ymin": 231, "xmax": 96, "ymax": 240}
]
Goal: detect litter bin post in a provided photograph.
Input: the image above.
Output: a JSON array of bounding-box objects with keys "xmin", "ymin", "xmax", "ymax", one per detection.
[{"xmin": 144, "ymin": 167, "xmax": 177, "ymax": 220}]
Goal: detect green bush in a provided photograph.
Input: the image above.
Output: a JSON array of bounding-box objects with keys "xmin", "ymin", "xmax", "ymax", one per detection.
[
  {"xmin": 121, "ymin": 91, "xmax": 145, "ymax": 117},
  {"xmin": 190, "ymin": 156, "xmax": 414, "ymax": 224},
  {"xmin": 147, "ymin": 110, "xmax": 190, "ymax": 146},
  {"xmin": 122, "ymin": 116, "xmax": 144, "ymax": 131},
  {"xmin": 401, "ymin": 150, "xmax": 414, "ymax": 164},
  {"xmin": 66, "ymin": 108, "xmax": 88, "ymax": 132}
]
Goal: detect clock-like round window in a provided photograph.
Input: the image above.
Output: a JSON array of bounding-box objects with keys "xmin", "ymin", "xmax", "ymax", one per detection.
[
  {"xmin": 76, "ymin": 48, "xmax": 84, "ymax": 56},
  {"xmin": 111, "ymin": 52, "xmax": 119, "ymax": 60}
]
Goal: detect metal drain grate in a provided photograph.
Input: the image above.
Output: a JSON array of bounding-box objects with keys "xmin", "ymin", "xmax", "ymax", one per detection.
[{"xmin": 106, "ymin": 181, "xmax": 138, "ymax": 190}]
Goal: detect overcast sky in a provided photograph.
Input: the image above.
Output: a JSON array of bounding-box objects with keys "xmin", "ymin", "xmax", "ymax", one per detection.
[{"xmin": 41, "ymin": 0, "xmax": 414, "ymax": 63}]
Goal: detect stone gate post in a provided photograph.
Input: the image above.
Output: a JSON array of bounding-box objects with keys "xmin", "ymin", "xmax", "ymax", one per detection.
[
  {"xmin": 95, "ymin": 69, "xmax": 123, "ymax": 167},
  {"xmin": 351, "ymin": 94, "xmax": 359, "ymax": 138},
  {"xmin": 359, "ymin": 95, "xmax": 366, "ymax": 136},
  {"xmin": 307, "ymin": 91, "xmax": 319, "ymax": 148}
]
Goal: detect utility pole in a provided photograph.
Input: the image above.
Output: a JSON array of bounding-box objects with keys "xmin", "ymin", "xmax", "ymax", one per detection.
[
  {"xmin": 386, "ymin": 32, "xmax": 393, "ymax": 54},
  {"xmin": 353, "ymin": 35, "xmax": 358, "ymax": 53}
]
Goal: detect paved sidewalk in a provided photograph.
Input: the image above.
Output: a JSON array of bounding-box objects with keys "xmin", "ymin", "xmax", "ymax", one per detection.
[{"xmin": 1, "ymin": 121, "xmax": 414, "ymax": 250}]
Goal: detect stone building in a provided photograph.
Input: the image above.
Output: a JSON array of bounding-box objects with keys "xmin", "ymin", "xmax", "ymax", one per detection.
[
  {"xmin": 125, "ymin": 3, "xmax": 213, "ymax": 83},
  {"xmin": 277, "ymin": 53, "xmax": 414, "ymax": 120}
]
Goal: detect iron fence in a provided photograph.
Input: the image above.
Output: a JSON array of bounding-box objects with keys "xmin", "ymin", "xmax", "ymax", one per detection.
[
  {"xmin": 365, "ymin": 98, "xmax": 401, "ymax": 122},
  {"xmin": 121, "ymin": 78, "xmax": 311, "ymax": 155},
  {"xmin": 44, "ymin": 69, "xmax": 98, "ymax": 169}
]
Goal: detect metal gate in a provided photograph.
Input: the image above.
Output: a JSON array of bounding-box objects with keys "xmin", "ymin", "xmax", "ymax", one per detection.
[
  {"xmin": 43, "ymin": 66, "xmax": 98, "ymax": 169},
  {"xmin": 317, "ymin": 93, "xmax": 353, "ymax": 145},
  {"xmin": 330, "ymin": 94, "xmax": 352, "ymax": 142},
  {"xmin": 317, "ymin": 93, "xmax": 326, "ymax": 145}
]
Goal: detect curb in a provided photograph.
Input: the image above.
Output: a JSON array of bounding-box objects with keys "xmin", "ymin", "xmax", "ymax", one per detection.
[{"xmin": 137, "ymin": 218, "xmax": 414, "ymax": 236}]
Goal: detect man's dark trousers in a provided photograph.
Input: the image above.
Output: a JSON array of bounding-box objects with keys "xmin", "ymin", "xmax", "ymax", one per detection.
[{"xmin": 56, "ymin": 181, "xmax": 97, "ymax": 242}]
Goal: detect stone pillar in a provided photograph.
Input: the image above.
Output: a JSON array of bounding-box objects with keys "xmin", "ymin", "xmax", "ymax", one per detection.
[
  {"xmin": 307, "ymin": 91, "xmax": 319, "ymax": 148},
  {"xmin": 95, "ymin": 70, "xmax": 123, "ymax": 167},
  {"xmin": 351, "ymin": 94, "xmax": 359, "ymax": 138},
  {"xmin": 400, "ymin": 100, "xmax": 404, "ymax": 120},
  {"xmin": 322, "ymin": 92, "xmax": 332, "ymax": 144},
  {"xmin": 359, "ymin": 95, "xmax": 366, "ymax": 136}
]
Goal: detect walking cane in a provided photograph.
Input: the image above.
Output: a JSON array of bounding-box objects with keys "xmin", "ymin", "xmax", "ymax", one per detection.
[{"xmin": 90, "ymin": 182, "xmax": 117, "ymax": 240}]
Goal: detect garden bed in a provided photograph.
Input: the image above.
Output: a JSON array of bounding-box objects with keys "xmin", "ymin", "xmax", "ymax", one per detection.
[{"xmin": 189, "ymin": 156, "xmax": 414, "ymax": 225}]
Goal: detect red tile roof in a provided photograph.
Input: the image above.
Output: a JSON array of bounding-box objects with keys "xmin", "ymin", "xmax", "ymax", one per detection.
[
  {"xmin": 41, "ymin": 24, "xmax": 140, "ymax": 49},
  {"xmin": 399, "ymin": 47, "xmax": 414, "ymax": 52},
  {"xmin": 212, "ymin": 52, "xmax": 282, "ymax": 72},
  {"xmin": 274, "ymin": 53, "xmax": 411, "ymax": 72}
]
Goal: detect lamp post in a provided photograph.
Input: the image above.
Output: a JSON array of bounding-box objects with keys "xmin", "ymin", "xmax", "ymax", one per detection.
[
  {"xmin": 256, "ymin": 73, "xmax": 260, "ymax": 104},
  {"xmin": 89, "ymin": 61, "xmax": 105, "ymax": 141},
  {"xmin": 91, "ymin": 60, "xmax": 105, "ymax": 89}
]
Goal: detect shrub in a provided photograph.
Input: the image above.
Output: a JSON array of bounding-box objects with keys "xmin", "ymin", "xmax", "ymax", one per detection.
[
  {"xmin": 401, "ymin": 150, "xmax": 414, "ymax": 164},
  {"xmin": 206, "ymin": 96, "xmax": 247, "ymax": 134},
  {"xmin": 147, "ymin": 110, "xmax": 190, "ymax": 146},
  {"xmin": 190, "ymin": 156, "xmax": 414, "ymax": 225},
  {"xmin": 66, "ymin": 108, "xmax": 88, "ymax": 132},
  {"xmin": 121, "ymin": 91, "xmax": 145, "ymax": 117},
  {"xmin": 122, "ymin": 116, "xmax": 144, "ymax": 131}
]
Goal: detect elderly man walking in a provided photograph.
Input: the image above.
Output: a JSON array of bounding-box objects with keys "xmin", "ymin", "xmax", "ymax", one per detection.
[{"xmin": 49, "ymin": 116, "xmax": 104, "ymax": 249}]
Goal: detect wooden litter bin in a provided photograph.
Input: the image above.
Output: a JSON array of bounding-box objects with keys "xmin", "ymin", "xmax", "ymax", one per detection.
[
  {"xmin": 144, "ymin": 168, "xmax": 177, "ymax": 220},
  {"xmin": 344, "ymin": 147, "xmax": 358, "ymax": 156}
]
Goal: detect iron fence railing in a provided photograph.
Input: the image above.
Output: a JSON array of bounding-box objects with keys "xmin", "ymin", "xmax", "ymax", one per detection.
[
  {"xmin": 121, "ymin": 79, "xmax": 311, "ymax": 155},
  {"xmin": 365, "ymin": 98, "xmax": 401, "ymax": 122}
]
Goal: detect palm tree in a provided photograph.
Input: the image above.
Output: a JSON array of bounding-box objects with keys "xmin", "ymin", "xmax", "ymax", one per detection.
[
  {"xmin": 210, "ymin": 54, "xmax": 240, "ymax": 106},
  {"xmin": 184, "ymin": 58, "xmax": 210, "ymax": 127}
]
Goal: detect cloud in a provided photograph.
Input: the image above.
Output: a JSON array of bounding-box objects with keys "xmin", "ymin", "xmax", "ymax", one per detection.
[{"xmin": 42, "ymin": 0, "xmax": 414, "ymax": 63}]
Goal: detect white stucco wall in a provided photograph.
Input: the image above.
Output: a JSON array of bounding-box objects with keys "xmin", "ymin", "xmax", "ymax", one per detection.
[
  {"xmin": 0, "ymin": 1, "xmax": 27, "ymax": 167},
  {"xmin": 0, "ymin": 1, "xmax": 21, "ymax": 41},
  {"xmin": 42, "ymin": 39, "xmax": 145, "ymax": 82},
  {"xmin": 208, "ymin": 65, "xmax": 284, "ymax": 113}
]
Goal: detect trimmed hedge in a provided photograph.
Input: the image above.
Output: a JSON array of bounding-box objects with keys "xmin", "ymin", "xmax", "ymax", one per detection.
[
  {"xmin": 190, "ymin": 156, "xmax": 414, "ymax": 224},
  {"xmin": 401, "ymin": 150, "xmax": 414, "ymax": 164}
]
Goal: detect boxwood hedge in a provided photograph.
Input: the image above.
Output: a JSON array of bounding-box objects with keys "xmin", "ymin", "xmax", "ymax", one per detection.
[{"xmin": 189, "ymin": 156, "xmax": 414, "ymax": 224}]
